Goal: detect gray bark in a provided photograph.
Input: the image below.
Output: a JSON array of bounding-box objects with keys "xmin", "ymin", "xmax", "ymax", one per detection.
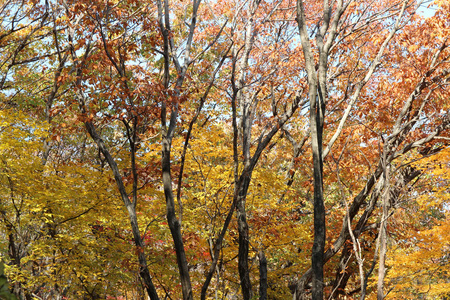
[
  {"xmin": 259, "ymin": 249, "xmax": 268, "ymax": 300},
  {"xmin": 293, "ymin": 1, "xmax": 416, "ymax": 298},
  {"xmin": 68, "ymin": 8, "xmax": 161, "ymax": 297},
  {"xmin": 156, "ymin": 0, "xmax": 205, "ymax": 298},
  {"xmin": 296, "ymin": 0, "xmax": 345, "ymax": 297},
  {"xmin": 377, "ymin": 150, "xmax": 390, "ymax": 300},
  {"xmin": 82, "ymin": 120, "xmax": 160, "ymax": 300}
]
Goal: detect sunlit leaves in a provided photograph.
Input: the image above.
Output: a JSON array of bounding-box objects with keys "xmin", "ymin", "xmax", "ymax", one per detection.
[{"xmin": 0, "ymin": 0, "xmax": 449, "ymax": 299}]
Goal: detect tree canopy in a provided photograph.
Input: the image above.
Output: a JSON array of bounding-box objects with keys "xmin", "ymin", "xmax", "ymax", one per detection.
[{"xmin": 0, "ymin": 0, "xmax": 449, "ymax": 299}]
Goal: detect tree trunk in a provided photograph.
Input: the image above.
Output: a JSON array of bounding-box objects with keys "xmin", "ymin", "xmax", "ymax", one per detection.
[
  {"xmin": 162, "ymin": 136, "xmax": 193, "ymax": 300},
  {"xmin": 83, "ymin": 121, "xmax": 160, "ymax": 300},
  {"xmin": 377, "ymin": 158, "xmax": 390, "ymax": 300},
  {"xmin": 311, "ymin": 91, "xmax": 326, "ymax": 300},
  {"xmin": 259, "ymin": 249, "xmax": 268, "ymax": 300},
  {"xmin": 237, "ymin": 174, "xmax": 253, "ymax": 300}
]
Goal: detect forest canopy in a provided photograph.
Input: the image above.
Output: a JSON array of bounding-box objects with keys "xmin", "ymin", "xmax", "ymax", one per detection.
[{"xmin": 0, "ymin": 0, "xmax": 449, "ymax": 299}]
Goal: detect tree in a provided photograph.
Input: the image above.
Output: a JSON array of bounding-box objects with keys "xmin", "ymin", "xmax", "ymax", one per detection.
[
  {"xmin": 1, "ymin": 0, "xmax": 450, "ymax": 299},
  {"xmin": 292, "ymin": 0, "xmax": 450, "ymax": 298}
]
